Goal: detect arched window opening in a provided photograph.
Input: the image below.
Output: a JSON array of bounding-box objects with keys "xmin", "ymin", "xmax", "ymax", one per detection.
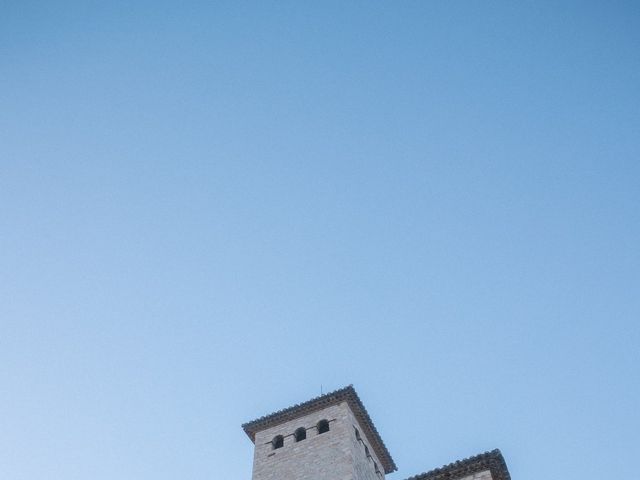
[
  {"xmin": 294, "ymin": 427, "xmax": 307, "ymax": 442},
  {"xmin": 364, "ymin": 445, "xmax": 370, "ymax": 458},
  {"xmin": 317, "ymin": 419, "xmax": 330, "ymax": 434},
  {"xmin": 272, "ymin": 435, "xmax": 284, "ymax": 449},
  {"xmin": 354, "ymin": 427, "xmax": 361, "ymax": 441}
]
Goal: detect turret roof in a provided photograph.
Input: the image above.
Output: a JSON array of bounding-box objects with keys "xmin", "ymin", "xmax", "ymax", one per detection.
[
  {"xmin": 404, "ymin": 449, "xmax": 511, "ymax": 480},
  {"xmin": 242, "ymin": 385, "xmax": 397, "ymax": 474}
]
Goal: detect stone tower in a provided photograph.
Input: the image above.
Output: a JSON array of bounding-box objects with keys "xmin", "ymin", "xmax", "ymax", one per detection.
[{"xmin": 242, "ymin": 386, "xmax": 397, "ymax": 480}]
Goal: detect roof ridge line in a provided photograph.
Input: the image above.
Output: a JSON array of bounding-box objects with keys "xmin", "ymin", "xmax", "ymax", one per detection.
[{"xmin": 403, "ymin": 449, "xmax": 510, "ymax": 480}]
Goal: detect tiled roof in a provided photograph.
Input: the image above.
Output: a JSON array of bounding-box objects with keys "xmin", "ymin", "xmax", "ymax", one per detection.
[
  {"xmin": 241, "ymin": 385, "xmax": 397, "ymax": 474},
  {"xmin": 405, "ymin": 449, "xmax": 511, "ymax": 480}
]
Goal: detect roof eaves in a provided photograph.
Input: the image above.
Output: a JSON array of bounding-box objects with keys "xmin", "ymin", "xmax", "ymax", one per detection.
[
  {"xmin": 404, "ymin": 449, "xmax": 510, "ymax": 480},
  {"xmin": 241, "ymin": 385, "xmax": 397, "ymax": 474}
]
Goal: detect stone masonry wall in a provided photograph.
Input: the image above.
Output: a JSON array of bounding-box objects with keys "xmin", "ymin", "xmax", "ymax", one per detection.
[
  {"xmin": 251, "ymin": 403, "xmax": 354, "ymax": 480},
  {"xmin": 455, "ymin": 470, "xmax": 493, "ymax": 480},
  {"xmin": 344, "ymin": 406, "xmax": 385, "ymax": 480}
]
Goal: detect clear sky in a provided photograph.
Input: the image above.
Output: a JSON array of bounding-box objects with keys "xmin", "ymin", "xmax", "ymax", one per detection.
[{"xmin": 1, "ymin": 2, "xmax": 639, "ymax": 480}]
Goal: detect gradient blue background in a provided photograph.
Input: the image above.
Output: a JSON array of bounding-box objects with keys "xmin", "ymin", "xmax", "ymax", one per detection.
[{"xmin": 1, "ymin": 2, "xmax": 639, "ymax": 480}]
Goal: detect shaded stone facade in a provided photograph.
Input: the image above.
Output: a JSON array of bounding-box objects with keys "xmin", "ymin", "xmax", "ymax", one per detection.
[{"xmin": 242, "ymin": 386, "xmax": 511, "ymax": 480}]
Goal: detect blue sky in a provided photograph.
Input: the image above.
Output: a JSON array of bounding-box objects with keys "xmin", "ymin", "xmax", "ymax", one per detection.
[{"xmin": 1, "ymin": 2, "xmax": 639, "ymax": 480}]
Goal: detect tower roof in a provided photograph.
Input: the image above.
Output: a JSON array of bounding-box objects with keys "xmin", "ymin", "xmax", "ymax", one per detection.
[
  {"xmin": 242, "ymin": 385, "xmax": 397, "ymax": 474},
  {"xmin": 404, "ymin": 449, "xmax": 511, "ymax": 480}
]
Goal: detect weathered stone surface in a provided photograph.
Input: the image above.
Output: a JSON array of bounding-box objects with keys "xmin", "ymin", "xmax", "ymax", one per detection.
[
  {"xmin": 243, "ymin": 385, "xmax": 395, "ymax": 474},
  {"xmin": 251, "ymin": 402, "xmax": 386, "ymax": 480}
]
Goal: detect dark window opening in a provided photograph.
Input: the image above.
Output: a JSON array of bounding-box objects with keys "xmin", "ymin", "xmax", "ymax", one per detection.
[
  {"xmin": 354, "ymin": 427, "xmax": 361, "ymax": 441},
  {"xmin": 294, "ymin": 427, "xmax": 307, "ymax": 442},
  {"xmin": 374, "ymin": 462, "xmax": 380, "ymax": 473},
  {"xmin": 317, "ymin": 419, "xmax": 330, "ymax": 434},
  {"xmin": 272, "ymin": 435, "xmax": 284, "ymax": 449},
  {"xmin": 365, "ymin": 445, "xmax": 370, "ymax": 458}
]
